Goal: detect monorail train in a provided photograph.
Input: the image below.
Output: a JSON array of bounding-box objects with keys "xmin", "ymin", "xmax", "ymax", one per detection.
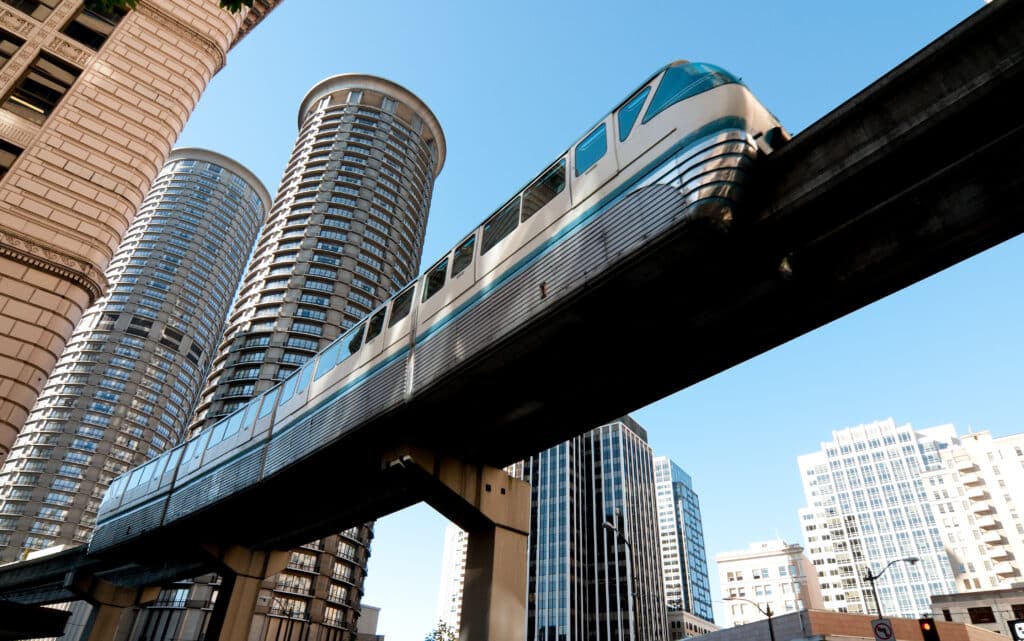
[{"xmin": 89, "ymin": 60, "xmax": 788, "ymax": 553}]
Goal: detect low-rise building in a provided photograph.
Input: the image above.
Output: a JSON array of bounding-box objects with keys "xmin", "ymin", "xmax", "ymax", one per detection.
[
  {"xmin": 931, "ymin": 586, "xmax": 1024, "ymax": 636},
  {"xmin": 690, "ymin": 610, "xmax": 1003, "ymax": 641}
]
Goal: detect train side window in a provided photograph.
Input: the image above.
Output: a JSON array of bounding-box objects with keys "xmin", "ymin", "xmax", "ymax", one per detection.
[
  {"xmin": 347, "ymin": 323, "xmax": 365, "ymax": 354},
  {"xmin": 296, "ymin": 362, "xmax": 315, "ymax": 393},
  {"xmin": 365, "ymin": 308, "xmax": 386, "ymax": 342},
  {"xmin": 164, "ymin": 448, "xmax": 182, "ymax": 473},
  {"xmin": 422, "ymin": 257, "xmax": 449, "ymax": 301},
  {"xmin": 137, "ymin": 460, "xmax": 156, "ymax": 485},
  {"xmin": 242, "ymin": 402, "xmax": 260, "ymax": 429},
  {"xmin": 126, "ymin": 468, "xmax": 143, "ymax": 489},
  {"xmin": 575, "ymin": 124, "xmax": 607, "ymax": 176},
  {"xmin": 522, "ymin": 160, "xmax": 566, "ymax": 221},
  {"xmin": 451, "ymin": 235, "xmax": 475, "ymax": 277},
  {"xmin": 278, "ymin": 373, "xmax": 299, "ymax": 404},
  {"xmin": 617, "ymin": 87, "xmax": 651, "ymax": 142},
  {"xmin": 209, "ymin": 418, "xmax": 228, "ymax": 446},
  {"xmin": 315, "ymin": 339, "xmax": 343, "ymax": 381},
  {"xmin": 388, "ymin": 286, "xmax": 415, "ymax": 327},
  {"xmin": 481, "ymin": 197, "xmax": 521, "ymax": 254},
  {"xmin": 223, "ymin": 410, "xmax": 245, "ymax": 439},
  {"xmin": 258, "ymin": 388, "xmax": 280, "ymax": 419}
]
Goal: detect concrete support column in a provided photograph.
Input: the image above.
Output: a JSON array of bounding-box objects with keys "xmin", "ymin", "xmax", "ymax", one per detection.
[
  {"xmin": 202, "ymin": 545, "xmax": 289, "ymax": 641},
  {"xmin": 66, "ymin": 576, "xmax": 159, "ymax": 641},
  {"xmin": 462, "ymin": 522, "xmax": 529, "ymax": 641},
  {"xmin": 383, "ymin": 447, "xmax": 531, "ymax": 641}
]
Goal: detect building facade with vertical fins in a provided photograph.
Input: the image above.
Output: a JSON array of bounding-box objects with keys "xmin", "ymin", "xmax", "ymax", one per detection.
[
  {"xmin": 0, "ymin": 0, "xmax": 281, "ymax": 467},
  {"xmin": 652, "ymin": 457, "xmax": 714, "ymax": 625},
  {"xmin": 797, "ymin": 419, "xmax": 958, "ymax": 618},
  {"xmin": 168, "ymin": 74, "xmax": 445, "ymax": 641},
  {"xmin": 0, "ymin": 148, "xmax": 269, "ymax": 562}
]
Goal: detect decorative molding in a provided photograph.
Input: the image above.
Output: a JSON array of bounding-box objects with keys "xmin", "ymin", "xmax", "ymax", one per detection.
[
  {"xmin": 0, "ymin": 225, "xmax": 106, "ymax": 303},
  {"xmin": 135, "ymin": 1, "xmax": 227, "ymax": 72},
  {"xmin": 0, "ymin": 111, "xmax": 40, "ymax": 148},
  {"xmin": 45, "ymin": 34, "xmax": 93, "ymax": 68},
  {"xmin": 0, "ymin": 8, "xmax": 35, "ymax": 40}
]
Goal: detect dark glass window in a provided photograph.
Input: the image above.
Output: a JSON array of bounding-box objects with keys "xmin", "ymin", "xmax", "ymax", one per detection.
[
  {"xmin": 968, "ymin": 607, "xmax": 996, "ymax": 624},
  {"xmin": 2, "ymin": 0, "xmax": 59, "ymax": 21},
  {"xmin": 3, "ymin": 53, "xmax": 81, "ymax": 124},
  {"xmin": 62, "ymin": 7, "xmax": 125, "ymax": 50},
  {"xmin": 0, "ymin": 28, "xmax": 24, "ymax": 69},
  {"xmin": 481, "ymin": 197, "xmax": 520, "ymax": 254},
  {"xmin": 0, "ymin": 138, "xmax": 23, "ymax": 179},
  {"xmin": 388, "ymin": 287, "xmax": 414, "ymax": 327},
  {"xmin": 364, "ymin": 309, "xmax": 386, "ymax": 343},
  {"xmin": 575, "ymin": 124, "xmax": 607, "ymax": 177},
  {"xmin": 346, "ymin": 324, "xmax": 364, "ymax": 354},
  {"xmin": 617, "ymin": 86, "xmax": 650, "ymax": 142},
  {"xmin": 422, "ymin": 257, "xmax": 448, "ymax": 302},
  {"xmin": 522, "ymin": 160, "xmax": 566, "ymax": 221},
  {"xmin": 451, "ymin": 235, "xmax": 475, "ymax": 278}
]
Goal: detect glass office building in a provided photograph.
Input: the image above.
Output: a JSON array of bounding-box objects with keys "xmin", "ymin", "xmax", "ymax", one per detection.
[{"xmin": 653, "ymin": 457, "xmax": 713, "ymax": 623}]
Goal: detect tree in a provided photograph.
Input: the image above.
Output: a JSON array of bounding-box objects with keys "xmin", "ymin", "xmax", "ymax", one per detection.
[
  {"xmin": 424, "ymin": 620, "xmax": 457, "ymax": 641},
  {"xmin": 84, "ymin": 0, "xmax": 253, "ymax": 13}
]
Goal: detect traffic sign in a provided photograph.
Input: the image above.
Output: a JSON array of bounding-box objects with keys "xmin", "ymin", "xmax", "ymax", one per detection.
[{"xmin": 873, "ymin": 618, "xmax": 894, "ymax": 641}]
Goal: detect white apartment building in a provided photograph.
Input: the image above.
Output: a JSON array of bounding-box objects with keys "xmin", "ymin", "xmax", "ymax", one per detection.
[
  {"xmin": 436, "ymin": 523, "xmax": 469, "ymax": 631},
  {"xmin": 798, "ymin": 419, "xmax": 957, "ymax": 618},
  {"xmin": 922, "ymin": 430, "xmax": 1024, "ymax": 591},
  {"xmin": 715, "ymin": 539, "xmax": 822, "ymax": 628}
]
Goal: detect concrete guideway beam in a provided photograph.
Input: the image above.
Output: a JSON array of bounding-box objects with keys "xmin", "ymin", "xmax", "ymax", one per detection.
[
  {"xmin": 384, "ymin": 446, "xmax": 530, "ymax": 641},
  {"xmin": 200, "ymin": 545, "xmax": 290, "ymax": 641},
  {"xmin": 65, "ymin": 576, "xmax": 159, "ymax": 641}
]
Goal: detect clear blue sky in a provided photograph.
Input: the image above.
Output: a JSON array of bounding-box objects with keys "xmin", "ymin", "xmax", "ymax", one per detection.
[{"xmin": 175, "ymin": 1, "xmax": 1011, "ymax": 637}]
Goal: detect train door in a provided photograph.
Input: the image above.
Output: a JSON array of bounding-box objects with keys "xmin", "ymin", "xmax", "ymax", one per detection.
[{"xmin": 569, "ymin": 116, "xmax": 619, "ymax": 208}]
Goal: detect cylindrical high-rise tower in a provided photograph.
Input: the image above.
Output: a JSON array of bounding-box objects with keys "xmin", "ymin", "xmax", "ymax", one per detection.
[
  {"xmin": 176, "ymin": 75, "xmax": 444, "ymax": 641},
  {"xmin": 192, "ymin": 75, "xmax": 445, "ymax": 427},
  {"xmin": 0, "ymin": 149, "xmax": 269, "ymax": 562}
]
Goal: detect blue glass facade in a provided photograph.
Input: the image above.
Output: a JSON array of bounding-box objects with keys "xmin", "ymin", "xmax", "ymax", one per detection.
[
  {"xmin": 653, "ymin": 457, "xmax": 714, "ymax": 623},
  {"xmin": 520, "ymin": 417, "xmax": 669, "ymax": 641}
]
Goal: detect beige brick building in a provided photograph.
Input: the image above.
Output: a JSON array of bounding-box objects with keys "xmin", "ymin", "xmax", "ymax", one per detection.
[{"xmin": 0, "ymin": 0, "xmax": 280, "ymax": 466}]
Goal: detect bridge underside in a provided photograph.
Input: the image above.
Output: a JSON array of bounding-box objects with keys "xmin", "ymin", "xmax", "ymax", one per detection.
[{"xmin": 2, "ymin": 0, "xmax": 1023, "ymax": 611}]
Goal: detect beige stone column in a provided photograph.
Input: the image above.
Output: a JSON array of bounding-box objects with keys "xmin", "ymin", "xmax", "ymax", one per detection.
[
  {"xmin": 202, "ymin": 545, "xmax": 290, "ymax": 641},
  {"xmin": 67, "ymin": 576, "xmax": 159, "ymax": 641},
  {"xmin": 384, "ymin": 448, "xmax": 531, "ymax": 641}
]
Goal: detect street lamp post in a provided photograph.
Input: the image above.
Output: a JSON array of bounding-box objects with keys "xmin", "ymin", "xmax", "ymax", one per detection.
[
  {"xmin": 603, "ymin": 511, "xmax": 639, "ymax": 641},
  {"xmin": 723, "ymin": 596, "xmax": 776, "ymax": 641},
  {"xmin": 863, "ymin": 556, "xmax": 919, "ymax": 619}
]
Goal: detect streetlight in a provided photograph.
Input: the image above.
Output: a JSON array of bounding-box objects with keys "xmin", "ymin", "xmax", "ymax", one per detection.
[
  {"xmin": 603, "ymin": 510, "xmax": 639, "ymax": 641},
  {"xmin": 723, "ymin": 596, "xmax": 776, "ymax": 641},
  {"xmin": 863, "ymin": 556, "xmax": 919, "ymax": 619}
]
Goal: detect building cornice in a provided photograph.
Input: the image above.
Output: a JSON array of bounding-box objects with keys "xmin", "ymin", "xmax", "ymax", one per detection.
[
  {"xmin": 136, "ymin": 0, "xmax": 228, "ymax": 72},
  {"xmin": 0, "ymin": 224, "xmax": 106, "ymax": 303}
]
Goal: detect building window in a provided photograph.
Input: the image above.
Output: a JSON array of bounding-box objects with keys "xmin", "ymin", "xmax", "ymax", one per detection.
[
  {"xmin": 0, "ymin": 138, "xmax": 23, "ymax": 179},
  {"xmin": 967, "ymin": 607, "xmax": 996, "ymax": 624},
  {"xmin": 2, "ymin": 0, "xmax": 59, "ymax": 21},
  {"xmin": 2, "ymin": 53, "xmax": 81, "ymax": 124},
  {"xmin": 0, "ymin": 28, "xmax": 24, "ymax": 69},
  {"xmin": 62, "ymin": 7, "xmax": 125, "ymax": 50}
]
